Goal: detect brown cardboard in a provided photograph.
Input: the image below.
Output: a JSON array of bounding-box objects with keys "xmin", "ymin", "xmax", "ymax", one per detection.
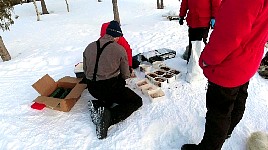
[
  {"xmin": 32, "ymin": 74, "xmax": 57, "ymax": 96},
  {"xmin": 32, "ymin": 74, "xmax": 87, "ymax": 112}
]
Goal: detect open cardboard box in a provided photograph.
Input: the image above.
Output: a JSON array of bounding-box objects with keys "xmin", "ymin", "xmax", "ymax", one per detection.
[{"xmin": 32, "ymin": 74, "xmax": 87, "ymax": 112}]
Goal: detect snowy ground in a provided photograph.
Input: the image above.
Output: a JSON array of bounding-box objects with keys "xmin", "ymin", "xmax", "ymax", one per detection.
[{"xmin": 0, "ymin": 0, "xmax": 268, "ymax": 149}]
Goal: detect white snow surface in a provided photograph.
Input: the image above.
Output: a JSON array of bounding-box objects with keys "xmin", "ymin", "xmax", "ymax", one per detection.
[{"xmin": 1, "ymin": 0, "xmax": 268, "ymax": 149}]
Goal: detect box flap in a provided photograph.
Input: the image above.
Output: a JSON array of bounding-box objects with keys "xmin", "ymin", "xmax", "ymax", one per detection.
[
  {"xmin": 34, "ymin": 96, "xmax": 62, "ymax": 109},
  {"xmin": 32, "ymin": 74, "xmax": 57, "ymax": 96},
  {"xmin": 58, "ymin": 76, "xmax": 82, "ymax": 84},
  {"xmin": 65, "ymin": 84, "xmax": 87, "ymax": 99},
  {"xmin": 57, "ymin": 82, "xmax": 76, "ymax": 89}
]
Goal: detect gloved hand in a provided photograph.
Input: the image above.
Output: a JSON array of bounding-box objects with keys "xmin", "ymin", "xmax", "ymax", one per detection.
[
  {"xmin": 179, "ymin": 17, "xmax": 184, "ymax": 25},
  {"xmin": 79, "ymin": 76, "xmax": 88, "ymax": 84},
  {"xmin": 210, "ymin": 18, "xmax": 215, "ymax": 29}
]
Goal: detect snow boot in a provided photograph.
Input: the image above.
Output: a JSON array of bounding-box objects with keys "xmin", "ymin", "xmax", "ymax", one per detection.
[
  {"xmin": 258, "ymin": 68, "xmax": 268, "ymax": 79},
  {"xmin": 182, "ymin": 45, "xmax": 190, "ymax": 60},
  {"xmin": 88, "ymin": 100, "xmax": 101, "ymax": 124},
  {"xmin": 181, "ymin": 144, "xmax": 199, "ymax": 150},
  {"xmin": 95, "ymin": 107, "xmax": 111, "ymax": 139}
]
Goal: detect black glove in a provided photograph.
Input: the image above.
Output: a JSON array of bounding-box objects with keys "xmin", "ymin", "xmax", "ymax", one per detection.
[
  {"xmin": 179, "ymin": 17, "xmax": 184, "ymax": 25},
  {"xmin": 210, "ymin": 18, "xmax": 215, "ymax": 29},
  {"xmin": 79, "ymin": 76, "xmax": 88, "ymax": 84},
  {"xmin": 129, "ymin": 66, "xmax": 133, "ymax": 74}
]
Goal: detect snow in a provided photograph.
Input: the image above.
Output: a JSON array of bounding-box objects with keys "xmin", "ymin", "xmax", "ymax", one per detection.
[{"xmin": 0, "ymin": 0, "xmax": 268, "ymax": 149}]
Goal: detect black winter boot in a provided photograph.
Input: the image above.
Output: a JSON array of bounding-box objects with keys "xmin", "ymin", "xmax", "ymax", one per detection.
[
  {"xmin": 88, "ymin": 100, "xmax": 102, "ymax": 124},
  {"xmin": 182, "ymin": 45, "xmax": 190, "ymax": 60},
  {"xmin": 226, "ymin": 134, "xmax": 231, "ymax": 139},
  {"xmin": 95, "ymin": 107, "xmax": 111, "ymax": 139},
  {"xmin": 181, "ymin": 144, "xmax": 199, "ymax": 150}
]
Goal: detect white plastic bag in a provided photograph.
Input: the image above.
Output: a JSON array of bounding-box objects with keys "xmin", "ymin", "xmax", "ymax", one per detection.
[{"xmin": 185, "ymin": 41, "xmax": 205, "ymax": 83}]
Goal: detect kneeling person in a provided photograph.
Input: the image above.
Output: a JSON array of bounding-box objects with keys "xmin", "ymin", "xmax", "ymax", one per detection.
[{"xmin": 83, "ymin": 21, "xmax": 142, "ymax": 139}]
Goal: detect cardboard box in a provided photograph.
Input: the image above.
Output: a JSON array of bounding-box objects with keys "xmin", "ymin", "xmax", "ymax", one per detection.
[{"xmin": 32, "ymin": 74, "xmax": 87, "ymax": 112}]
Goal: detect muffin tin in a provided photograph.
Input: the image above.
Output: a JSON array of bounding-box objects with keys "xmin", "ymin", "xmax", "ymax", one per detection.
[
  {"xmin": 135, "ymin": 63, "xmax": 180, "ymax": 101},
  {"xmin": 147, "ymin": 88, "xmax": 165, "ymax": 101},
  {"xmin": 145, "ymin": 65, "xmax": 181, "ymax": 87},
  {"xmin": 136, "ymin": 79, "xmax": 149, "ymax": 87},
  {"xmin": 135, "ymin": 79, "xmax": 165, "ymax": 100}
]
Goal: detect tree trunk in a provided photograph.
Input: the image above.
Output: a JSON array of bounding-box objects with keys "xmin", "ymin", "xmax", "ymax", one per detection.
[
  {"xmin": 40, "ymin": 0, "xmax": 49, "ymax": 14},
  {"xmin": 98, "ymin": 0, "xmax": 102, "ymax": 2},
  {"xmin": 157, "ymin": 0, "xmax": 160, "ymax": 9},
  {"xmin": 33, "ymin": 0, "xmax": 40, "ymax": 21},
  {"xmin": 157, "ymin": 0, "xmax": 163, "ymax": 9},
  {"xmin": 112, "ymin": 0, "xmax": 120, "ymax": 25},
  {"xmin": 0, "ymin": 36, "xmax": 11, "ymax": 61},
  {"xmin": 160, "ymin": 0, "xmax": 164, "ymax": 9},
  {"xmin": 65, "ymin": 0, "xmax": 70, "ymax": 12}
]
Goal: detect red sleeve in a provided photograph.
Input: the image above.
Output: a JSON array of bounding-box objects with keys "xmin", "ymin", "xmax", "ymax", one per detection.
[
  {"xmin": 200, "ymin": 0, "xmax": 261, "ymax": 66},
  {"xmin": 179, "ymin": 0, "xmax": 188, "ymax": 17},
  {"xmin": 117, "ymin": 37, "xmax": 133, "ymax": 67},
  {"xmin": 211, "ymin": 0, "xmax": 222, "ymax": 18},
  {"xmin": 100, "ymin": 22, "xmax": 109, "ymax": 37}
]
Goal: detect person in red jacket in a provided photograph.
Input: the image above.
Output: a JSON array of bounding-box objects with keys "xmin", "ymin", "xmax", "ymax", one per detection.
[
  {"xmin": 179, "ymin": 0, "xmax": 221, "ymax": 63},
  {"xmin": 100, "ymin": 21, "xmax": 140, "ymax": 76},
  {"xmin": 181, "ymin": 0, "xmax": 268, "ymax": 149}
]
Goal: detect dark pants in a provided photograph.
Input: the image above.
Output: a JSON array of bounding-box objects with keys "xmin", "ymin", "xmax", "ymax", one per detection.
[
  {"xmin": 87, "ymin": 77, "xmax": 142, "ymax": 125},
  {"xmin": 260, "ymin": 51, "xmax": 268, "ymax": 66},
  {"xmin": 132, "ymin": 55, "xmax": 141, "ymax": 69},
  {"xmin": 198, "ymin": 81, "xmax": 249, "ymax": 150},
  {"xmin": 187, "ymin": 27, "xmax": 209, "ymax": 62}
]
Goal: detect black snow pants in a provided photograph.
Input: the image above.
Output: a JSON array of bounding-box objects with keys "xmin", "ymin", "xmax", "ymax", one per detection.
[
  {"xmin": 87, "ymin": 76, "xmax": 142, "ymax": 125},
  {"xmin": 198, "ymin": 81, "xmax": 249, "ymax": 150}
]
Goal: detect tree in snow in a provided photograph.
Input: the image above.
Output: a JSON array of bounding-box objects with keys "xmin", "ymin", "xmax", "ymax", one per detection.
[
  {"xmin": 112, "ymin": 0, "xmax": 120, "ymax": 25},
  {"xmin": 40, "ymin": 0, "xmax": 49, "ymax": 14},
  {"xmin": 0, "ymin": 0, "xmax": 21, "ymax": 61},
  {"xmin": 157, "ymin": 0, "xmax": 164, "ymax": 9}
]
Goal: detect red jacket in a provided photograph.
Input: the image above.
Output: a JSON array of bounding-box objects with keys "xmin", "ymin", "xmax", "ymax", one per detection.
[
  {"xmin": 199, "ymin": 0, "xmax": 268, "ymax": 87},
  {"xmin": 100, "ymin": 22, "xmax": 133, "ymax": 67},
  {"xmin": 179, "ymin": 0, "xmax": 221, "ymax": 28}
]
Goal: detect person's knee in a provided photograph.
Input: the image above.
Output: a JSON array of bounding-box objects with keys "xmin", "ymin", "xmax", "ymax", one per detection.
[
  {"xmin": 125, "ymin": 88, "xmax": 142, "ymax": 109},
  {"xmin": 136, "ymin": 97, "xmax": 143, "ymax": 108},
  {"xmin": 131, "ymin": 95, "xmax": 142, "ymax": 110}
]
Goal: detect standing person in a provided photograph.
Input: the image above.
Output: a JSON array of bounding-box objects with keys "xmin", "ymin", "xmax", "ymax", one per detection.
[
  {"xmin": 179, "ymin": 0, "xmax": 221, "ymax": 63},
  {"xmin": 181, "ymin": 0, "xmax": 268, "ymax": 149},
  {"xmin": 83, "ymin": 20, "xmax": 142, "ymax": 139},
  {"xmin": 100, "ymin": 21, "xmax": 140, "ymax": 74}
]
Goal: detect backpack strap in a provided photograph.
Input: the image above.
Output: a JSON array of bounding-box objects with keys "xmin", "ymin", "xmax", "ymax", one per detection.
[{"xmin": 92, "ymin": 40, "xmax": 113, "ymax": 81}]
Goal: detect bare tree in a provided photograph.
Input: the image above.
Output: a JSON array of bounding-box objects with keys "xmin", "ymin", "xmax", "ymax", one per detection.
[
  {"xmin": 112, "ymin": 0, "xmax": 120, "ymax": 24},
  {"xmin": 32, "ymin": 0, "xmax": 40, "ymax": 21},
  {"xmin": 0, "ymin": 36, "xmax": 11, "ymax": 61},
  {"xmin": 0, "ymin": 0, "xmax": 21, "ymax": 61},
  {"xmin": 65, "ymin": 0, "xmax": 69, "ymax": 12},
  {"xmin": 160, "ymin": 0, "xmax": 164, "ymax": 9},
  {"xmin": 40, "ymin": 0, "xmax": 49, "ymax": 14}
]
